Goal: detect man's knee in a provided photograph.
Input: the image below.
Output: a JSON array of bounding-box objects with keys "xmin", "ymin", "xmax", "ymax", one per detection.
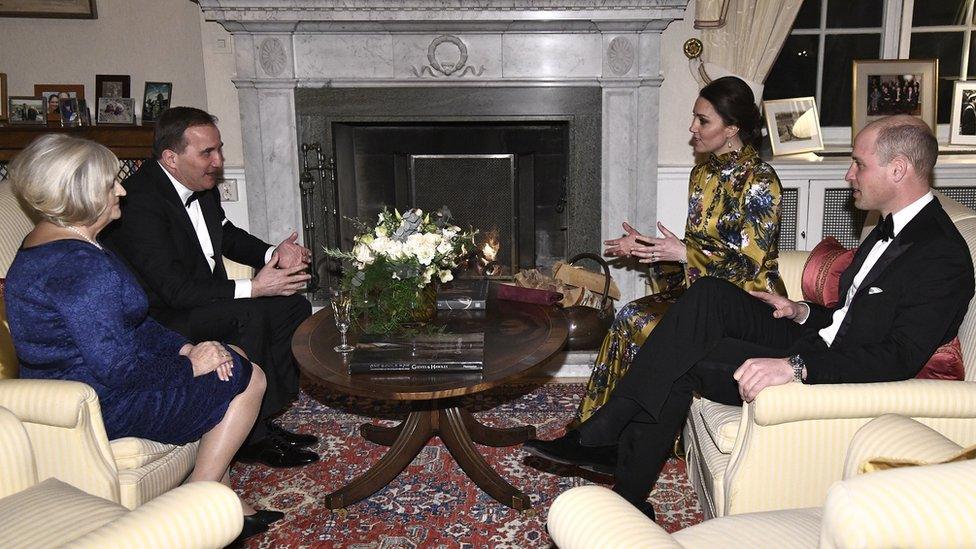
[{"xmin": 686, "ymin": 276, "xmax": 740, "ymax": 296}]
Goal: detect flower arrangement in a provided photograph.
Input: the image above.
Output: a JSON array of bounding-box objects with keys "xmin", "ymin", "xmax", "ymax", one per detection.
[{"xmin": 325, "ymin": 207, "xmax": 476, "ymax": 333}]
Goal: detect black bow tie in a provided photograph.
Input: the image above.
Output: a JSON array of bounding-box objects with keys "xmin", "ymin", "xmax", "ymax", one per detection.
[
  {"xmin": 878, "ymin": 213, "xmax": 895, "ymax": 242},
  {"xmin": 184, "ymin": 191, "xmax": 206, "ymax": 208}
]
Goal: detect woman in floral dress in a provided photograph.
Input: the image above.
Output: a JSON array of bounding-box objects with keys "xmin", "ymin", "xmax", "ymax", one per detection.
[{"xmin": 572, "ymin": 76, "xmax": 787, "ymax": 426}]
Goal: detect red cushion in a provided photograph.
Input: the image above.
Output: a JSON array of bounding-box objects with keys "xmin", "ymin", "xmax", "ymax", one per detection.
[
  {"xmin": 801, "ymin": 238, "xmax": 964, "ymax": 381},
  {"xmin": 801, "ymin": 237, "xmax": 856, "ymax": 308},
  {"xmin": 916, "ymin": 337, "xmax": 965, "ymax": 380}
]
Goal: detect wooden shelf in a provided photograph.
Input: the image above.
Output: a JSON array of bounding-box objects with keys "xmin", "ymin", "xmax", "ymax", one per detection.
[{"xmin": 0, "ymin": 125, "xmax": 154, "ymax": 162}]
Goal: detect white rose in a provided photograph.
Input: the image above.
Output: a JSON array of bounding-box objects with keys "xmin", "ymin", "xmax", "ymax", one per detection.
[
  {"xmin": 375, "ymin": 225, "xmax": 388, "ymax": 237},
  {"xmin": 439, "ymin": 270, "xmax": 454, "ymax": 283},
  {"xmin": 436, "ymin": 241, "xmax": 453, "ymax": 255},
  {"xmin": 416, "ymin": 246, "xmax": 435, "ymax": 265},
  {"xmin": 352, "ymin": 243, "xmax": 374, "ymax": 265}
]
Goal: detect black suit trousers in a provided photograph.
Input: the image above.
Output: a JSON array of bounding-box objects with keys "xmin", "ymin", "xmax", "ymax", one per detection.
[
  {"xmin": 178, "ymin": 294, "xmax": 311, "ymax": 444},
  {"xmin": 578, "ymin": 277, "xmax": 825, "ymax": 505}
]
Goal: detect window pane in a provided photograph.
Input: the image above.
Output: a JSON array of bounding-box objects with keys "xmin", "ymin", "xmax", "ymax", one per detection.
[
  {"xmin": 825, "ymin": 0, "xmax": 882, "ymax": 28},
  {"xmin": 970, "ymin": 31, "xmax": 976, "ymax": 77},
  {"xmin": 822, "ymin": 34, "xmax": 882, "ymax": 126},
  {"xmin": 913, "ymin": 0, "xmax": 969, "ymax": 26},
  {"xmin": 763, "ymin": 35, "xmax": 819, "ymax": 101},
  {"xmin": 793, "ymin": 0, "xmax": 821, "ymax": 29},
  {"xmin": 910, "ymin": 31, "xmax": 963, "ymax": 123}
]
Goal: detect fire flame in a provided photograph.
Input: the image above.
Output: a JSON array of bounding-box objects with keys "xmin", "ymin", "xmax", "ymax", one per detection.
[{"xmin": 481, "ymin": 230, "xmax": 499, "ymax": 262}]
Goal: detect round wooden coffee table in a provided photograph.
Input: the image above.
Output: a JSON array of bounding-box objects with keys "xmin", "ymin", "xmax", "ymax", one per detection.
[{"xmin": 292, "ymin": 300, "xmax": 567, "ymax": 512}]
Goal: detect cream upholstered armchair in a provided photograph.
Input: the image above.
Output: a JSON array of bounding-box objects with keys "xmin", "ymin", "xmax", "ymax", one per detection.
[
  {"xmin": 549, "ymin": 415, "xmax": 976, "ymax": 549},
  {"xmin": 0, "ymin": 405, "xmax": 242, "ymax": 549},
  {"xmin": 683, "ymin": 190, "xmax": 976, "ymax": 518}
]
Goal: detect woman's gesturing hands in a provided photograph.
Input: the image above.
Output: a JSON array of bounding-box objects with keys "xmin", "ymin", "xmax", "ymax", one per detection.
[
  {"xmin": 181, "ymin": 341, "xmax": 234, "ymax": 381},
  {"xmin": 612, "ymin": 222, "xmax": 687, "ymax": 264}
]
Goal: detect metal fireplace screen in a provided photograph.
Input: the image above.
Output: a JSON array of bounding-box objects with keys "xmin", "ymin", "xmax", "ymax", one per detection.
[{"xmin": 408, "ymin": 154, "xmax": 516, "ymax": 272}]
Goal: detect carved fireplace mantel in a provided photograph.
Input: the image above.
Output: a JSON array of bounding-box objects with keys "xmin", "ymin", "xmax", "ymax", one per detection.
[{"xmin": 198, "ymin": 0, "xmax": 690, "ymax": 303}]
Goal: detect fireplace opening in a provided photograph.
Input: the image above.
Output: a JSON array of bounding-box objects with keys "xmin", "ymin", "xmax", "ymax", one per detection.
[{"xmin": 330, "ymin": 121, "xmax": 569, "ymax": 278}]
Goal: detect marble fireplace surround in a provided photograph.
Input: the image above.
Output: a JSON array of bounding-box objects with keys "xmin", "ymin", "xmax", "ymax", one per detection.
[{"xmin": 198, "ymin": 0, "xmax": 690, "ymax": 304}]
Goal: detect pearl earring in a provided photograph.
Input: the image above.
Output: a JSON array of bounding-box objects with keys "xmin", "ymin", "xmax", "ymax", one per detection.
[{"xmin": 726, "ymin": 138, "xmax": 733, "ymax": 149}]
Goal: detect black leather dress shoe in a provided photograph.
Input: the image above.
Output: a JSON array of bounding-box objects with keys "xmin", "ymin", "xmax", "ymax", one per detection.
[
  {"xmin": 236, "ymin": 437, "xmax": 319, "ymax": 468},
  {"xmin": 633, "ymin": 500, "xmax": 656, "ymax": 522},
  {"xmin": 268, "ymin": 422, "xmax": 318, "ymax": 448},
  {"xmin": 523, "ymin": 431, "xmax": 617, "ymax": 474},
  {"xmin": 248, "ymin": 509, "xmax": 285, "ymax": 526}
]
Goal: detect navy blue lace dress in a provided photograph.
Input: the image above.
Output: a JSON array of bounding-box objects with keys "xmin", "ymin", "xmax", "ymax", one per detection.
[{"xmin": 5, "ymin": 239, "xmax": 252, "ymax": 444}]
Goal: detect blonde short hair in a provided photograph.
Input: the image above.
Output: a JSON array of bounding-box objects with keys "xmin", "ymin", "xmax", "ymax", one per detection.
[{"xmin": 8, "ymin": 133, "xmax": 120, "ymax": 226}]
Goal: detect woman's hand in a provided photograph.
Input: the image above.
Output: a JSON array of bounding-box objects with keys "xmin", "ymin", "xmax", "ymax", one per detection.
[
  {"xmin": 604, "ymin": 222, "xmax": 646, "ymax": 258},
  {"xmin": 631, "ymin": 222, "xmax": 687, "ymax": 264},
  {"xmin": 186, "ymin": 341, "xmax": 234, "ymax": 381}
]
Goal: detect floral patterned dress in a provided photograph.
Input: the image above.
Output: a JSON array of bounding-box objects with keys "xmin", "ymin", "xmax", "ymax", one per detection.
[{"xmin": 572, "ymin": 145, "xmax": 787, "ymax": 425}]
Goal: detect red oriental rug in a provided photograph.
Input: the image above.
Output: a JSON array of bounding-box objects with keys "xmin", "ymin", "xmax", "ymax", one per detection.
[{"xmin": 233, "ymin": 382, "xmax": 703, "ymax": 547}]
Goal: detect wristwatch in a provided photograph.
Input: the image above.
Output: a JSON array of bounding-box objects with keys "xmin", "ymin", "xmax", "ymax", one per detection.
[{"xmin": 788, "ymin": 354, "xmax": 806, "ymax": 383}]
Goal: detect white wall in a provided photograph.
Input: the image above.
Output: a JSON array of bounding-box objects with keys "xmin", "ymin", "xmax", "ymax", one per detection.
[
  {"xmin": 0, "ymin": 0, "xmax": 208, "ymax": 120},
  {"xmin": 658, "ymin": 0, "xmax": 704, "ymax": 166}
]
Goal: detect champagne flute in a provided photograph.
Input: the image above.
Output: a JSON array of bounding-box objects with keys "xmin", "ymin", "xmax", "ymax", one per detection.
[{"xmin": 331, "ymin": 288, "xmax": 355, "ymax": 353}]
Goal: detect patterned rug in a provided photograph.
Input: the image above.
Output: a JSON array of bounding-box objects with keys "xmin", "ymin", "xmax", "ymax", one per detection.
[{"xmin": 233, "ymin": 381, "xmax": 703, "ymax": 548}]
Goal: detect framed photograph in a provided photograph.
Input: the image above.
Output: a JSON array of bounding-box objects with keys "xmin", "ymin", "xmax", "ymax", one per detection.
[
  {"xmin": 0, "ymin": 1, "xmax": 96, "ymax": 18},
  {"xmin": 33, "ymin": 83, "xmax": 85, "ymax": 122},
  {"xmin": 762, "ymin": 97, "xmax": 824, "ymax": 156},
  {"xmin": 0, "ymin": 73, "xmax": 7, "ymax": 122},
  {"xmin": 7, "ymin": 96, "xmax": 47, "ymax": 125},
  {"xmin": 141, "ymin": 81, "xmax": 172, "ymax": 124},
  {"xmin": 852, "ymin": 59, "xmax": 938, "ymax": 140},
  {"xmin": 59, "ymin": 97, "xmax": 81, "ymax": 127},
  {"xmin": 79, "ymin": 98, "xmax": 91, "ymax": 126},
  {"xmin": 949, "ymin": 80, "xmax": 976, "ymax": 145},
  {"xmin": 96, "ymin": 97, "xmax": 135, "ymax": 125},
  {"xmin": 95, "ymin": 74, "xmax": 130, "ymax": 99}
]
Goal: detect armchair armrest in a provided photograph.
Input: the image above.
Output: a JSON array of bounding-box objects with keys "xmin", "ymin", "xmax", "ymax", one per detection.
[
  {"xmin": 548, "ymin": 486, "xmax": 682, "ymax": 549},
  {"xmin": 0, "ymin": 406, "xmax": 37, "ymax": 498},
  {"xmin": 68, "ymin": 481, "xmax": 243, "ymax": 549},
  {"xmin": 0, "ymin": 379, "xmax": 119, "ymax": 503},
  {"xmin": 750, "ymin": 380, "xmax": 976, "ymax": 426}
]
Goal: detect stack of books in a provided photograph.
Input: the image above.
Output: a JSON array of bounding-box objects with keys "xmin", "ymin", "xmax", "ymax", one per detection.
[{"xmin": 348, "ymin": 332, "xmax": 485, "ymax": 374}]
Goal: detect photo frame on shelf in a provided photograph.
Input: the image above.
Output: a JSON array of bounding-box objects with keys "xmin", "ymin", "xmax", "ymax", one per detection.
[
  {"xmin": 852, "ymin": 59, "xmax": 937, "ymax": 140},
  {"xmin": 79, "ymin": 98, "xmax": 92, "ymax": 126},
  {"xmin": 141, "ymin": 81, "xmax": 172, "ymax": 125},
  {"xmin": 33, "ymin": 83, "xmax": 85, "ymax": 123},
  {"xmin": 96, "ymin": 97, "xmax": 135, "ymax": 126},
  {"xmin": 95, "ymin": 74, "xmax": 130, "ymax": 99},
  {"xmin": 59, "ymin": 97, "xmax": 81, "ymax": 127},
  {"xmin": 0, "ymin": 0, "xmax": 96, "ymax": 18},
  {"xmin": 949, "ymin": 80, "xmax": 976, "ymax": 146},
  {"xmin": 0, "ymin": 73, "xmax": 7, "ymax": 122},
  {"xmin": 762, "ymin": 97, "xmax": 824, "ymax": 156},
  {"xmin": 7, "ymin": 96, "xmax": 47, "ymax": 125}
]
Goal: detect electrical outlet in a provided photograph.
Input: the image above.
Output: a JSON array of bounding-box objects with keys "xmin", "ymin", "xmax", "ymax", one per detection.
[{"xmin": 217, "ymin": 179, "xmax": 238, "ymax": 202}]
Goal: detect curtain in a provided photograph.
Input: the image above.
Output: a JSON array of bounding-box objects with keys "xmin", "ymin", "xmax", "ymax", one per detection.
[{"xmin": 697, "ymin": 0, "xmax": 803, "ymax": 95}]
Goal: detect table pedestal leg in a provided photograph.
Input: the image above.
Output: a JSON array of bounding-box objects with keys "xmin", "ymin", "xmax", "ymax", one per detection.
[
  {"xmin": 360, "ymin": 422, "xmax": 403, "ymax": 446},
  {"xmin": 325, "ymin": 410, "xmax": 432, "ymax": 509},
  {"xmin": 439, "ymin": 407, "xmax": 531, "ymax": 511},
  {"xmin": 460, "ymin": 409, "xmax": 536, "ymax": 447},
  {"xmin": 327, "ymin": 404, "xmax": 533, "ymax": 511}
]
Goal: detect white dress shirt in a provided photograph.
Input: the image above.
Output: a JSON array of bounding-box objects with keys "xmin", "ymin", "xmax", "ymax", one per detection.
[
  {"xmin": 817, "ymin": 191, "xmax": 934, "ymax": 346},
  {"xmin": 160, "ymin": 162, "xmax": 271, "ymax": 299}
]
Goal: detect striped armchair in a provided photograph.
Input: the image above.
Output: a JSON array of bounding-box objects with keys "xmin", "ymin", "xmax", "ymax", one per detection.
[
  {"xmin": 0, "ymin": 405, "xmax": 242, "ymax": 549},
  {"xmin": 684, "ymin": 190, "xmax": 976, "ymax": 518},
  {"xmin": 549, "ymin": 415, "xmax": 976, "ymax": 549}
]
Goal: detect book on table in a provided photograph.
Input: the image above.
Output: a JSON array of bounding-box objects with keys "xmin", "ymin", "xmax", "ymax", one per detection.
[
  {"xmin": 348, "ymin": 332, "xmax": 485, "ymax": 374},
  {"xmin": 436, "ymin": 279, "xmax": 489, "ymax": 310}
]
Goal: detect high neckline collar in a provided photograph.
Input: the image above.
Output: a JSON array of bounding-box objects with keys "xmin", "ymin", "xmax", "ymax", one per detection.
[{"xmin": 707, "ymin": 144, "xmax": 757, "ymax": 171}]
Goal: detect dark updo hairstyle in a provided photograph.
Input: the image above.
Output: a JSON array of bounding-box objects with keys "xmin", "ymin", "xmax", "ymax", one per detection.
[{"xmin": 699, "ymin": 76, "xmax": 763, "ymax": 149}]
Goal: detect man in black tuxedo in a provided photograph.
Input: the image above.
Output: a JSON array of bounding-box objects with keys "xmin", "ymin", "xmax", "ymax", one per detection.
[
  {"xmin": 104, "ymin": 107, "xmax": 319, "ymax": 468},
  {"xmin": 525, "ymin": 115, "xmax": 975, "ymax": 519}
]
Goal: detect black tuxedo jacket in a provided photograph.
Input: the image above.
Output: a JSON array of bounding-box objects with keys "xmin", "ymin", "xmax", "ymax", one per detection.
[
  {"xmin": 103, "ymin": 160, "xmax": 271, "ymax": 326},
  {"xmin": 800, "ymin": 198, "xmax": 974, "ymax": 384}
]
